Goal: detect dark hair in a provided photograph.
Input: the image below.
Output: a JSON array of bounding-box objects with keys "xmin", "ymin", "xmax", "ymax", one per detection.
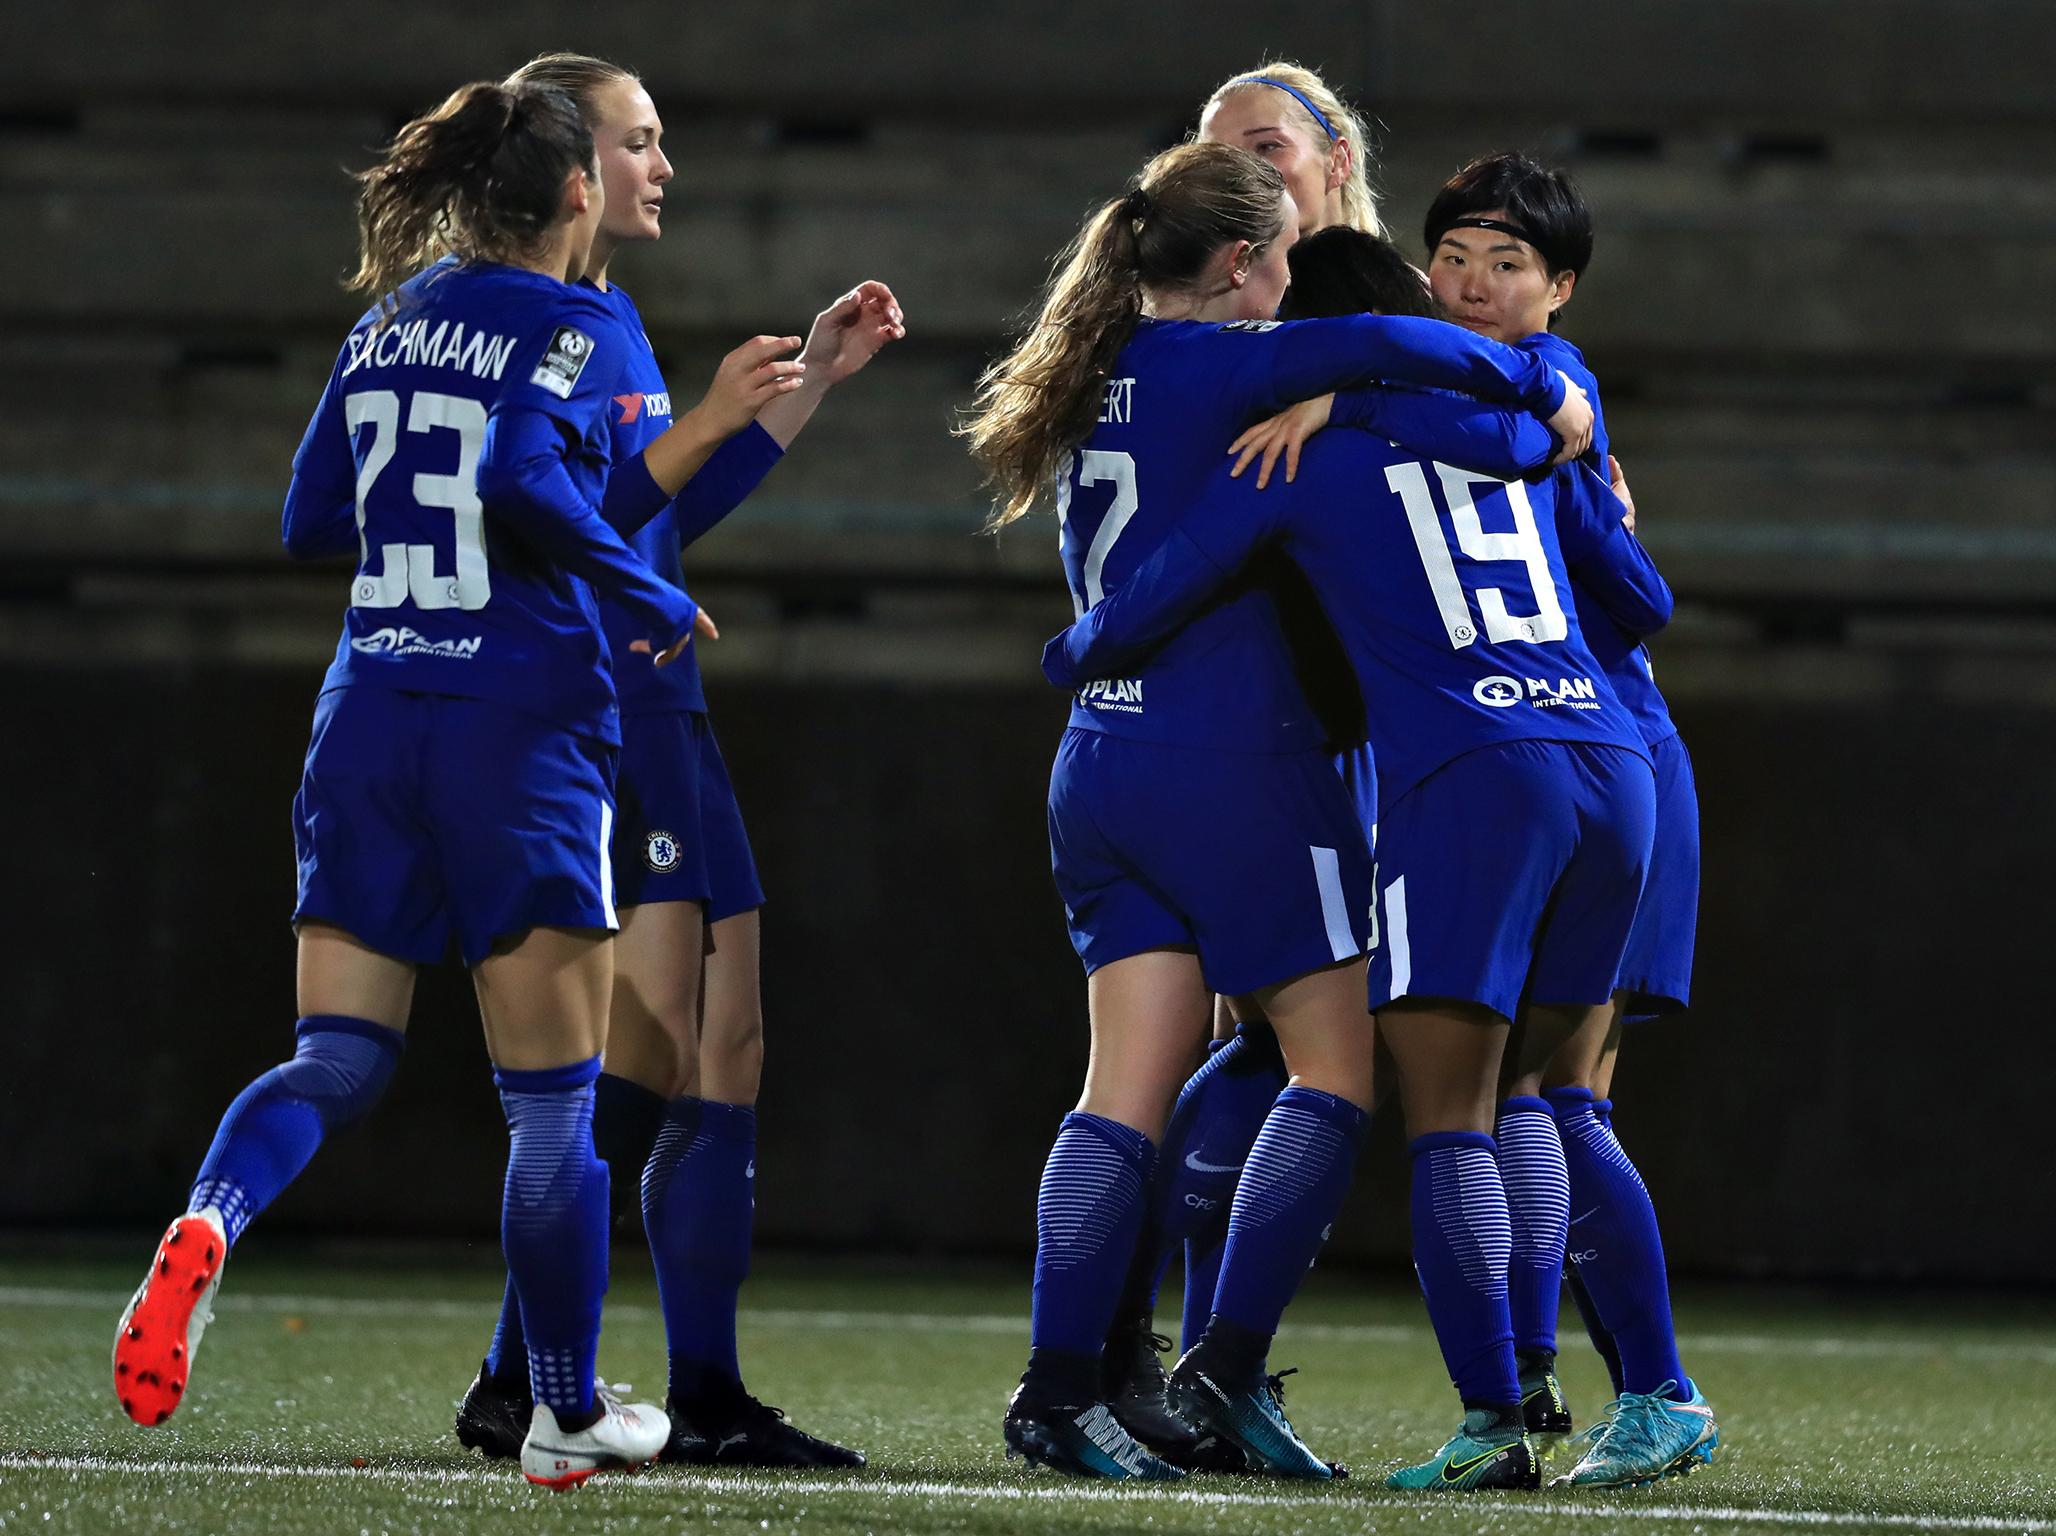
[
  {"xmin": 961, "ymin": 142, "xmax": 1288, "ymax": 527},
  {"xmin": 1423, "ymin": 152, "xmax": 1593, "ymax": 280},
  {"xmin": 504, "ymin": 51, "xmax": 640, "ymax": 124},
  {"xmin": 1281, "ymin": 226, "xmax": 1441, "ymax": 321},
  {"xmin": 349, "ymin": 80, "xmax": 595, "ymax": 316}
]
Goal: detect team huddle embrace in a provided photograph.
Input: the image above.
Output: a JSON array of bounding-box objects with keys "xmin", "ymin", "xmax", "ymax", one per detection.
[
  {"xmin": 107, "ymin": 50, "xmax": 1712, "ymax": 1502},
  {"xmin": 965, "ymin": 62, "xmax": 1716, "ymax": 1493}
]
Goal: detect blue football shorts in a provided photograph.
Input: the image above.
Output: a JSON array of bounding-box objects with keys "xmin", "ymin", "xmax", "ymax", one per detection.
[
  {"xmin": 1615, "ymin": 730, "xmax": 1698, "ymax": 1018},
  {"xmin": 1049, "ymin": 727, "xmax": 1373, "ymax": 998},
  {"xmin": 292, "ymin": 686, "xmax": 618, "ymax": 967},
  {"xmin": 1367, "ymin": 738, "xmax": 1656, "ymax": 1021},
  {"xmin": 611, "ymin": 709, "xmax": 764, "ymax": 920},
  {"xmin": 1335, "ymin": 740, "xmax": 1378, "ymax": 848}
]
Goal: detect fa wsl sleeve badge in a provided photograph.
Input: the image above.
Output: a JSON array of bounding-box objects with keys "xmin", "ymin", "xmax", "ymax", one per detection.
[{"xmin": 531, "ymin": 326, "xmax": 596, "ymax": 399}]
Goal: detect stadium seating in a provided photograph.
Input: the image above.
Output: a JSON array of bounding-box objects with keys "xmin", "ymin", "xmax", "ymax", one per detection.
[{"xmin": 2, "ymin": 0, "xmax": 2052, "ymax": 643}]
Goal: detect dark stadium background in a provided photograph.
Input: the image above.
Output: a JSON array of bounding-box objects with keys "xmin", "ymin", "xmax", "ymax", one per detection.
[{"xmin": 3, "ymin": 1, "xmax": 2050, "ymax": 1287}]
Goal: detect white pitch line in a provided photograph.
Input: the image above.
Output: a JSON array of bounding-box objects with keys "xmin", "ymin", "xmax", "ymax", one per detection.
[
  {"xmin": 0, "ymin": 1453, "xmax": 2047, "ymax": 1534},
  {"xmin": 5, "ymin": 1286, "xmax": 2053, "ymax": 1366}
]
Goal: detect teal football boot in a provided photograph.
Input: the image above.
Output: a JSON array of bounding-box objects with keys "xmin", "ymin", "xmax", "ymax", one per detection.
[
  {"xmin": 1166, "ymin": 1358, "xmax": 1339, "ymax": 1479},
  {"xmin": 1551, "ymin": 1379, "xmax": 1718, "ymax": 1488},
  {"xmin": 1385, "ymin": 1408, "xmax": 1540, "ymax": 1492}
]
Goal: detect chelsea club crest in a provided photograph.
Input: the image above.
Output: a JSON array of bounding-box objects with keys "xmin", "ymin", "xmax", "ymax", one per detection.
[{"xmin": 644, "ymin": 830, "xmax": 682, "ymax": 873}]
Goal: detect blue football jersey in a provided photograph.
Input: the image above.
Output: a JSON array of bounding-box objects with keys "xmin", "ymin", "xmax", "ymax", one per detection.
[
  {"xmin": 283, "ymin": 260, "xmax": 699, "ymax": 743},
  {"xmin": 582, "ymin": 280, "xmax": 784, "ymax": 716},
  {"xmin": 1522, "ymin": 331, "xmax": 1678, "ymax": 748},
  {"xmin": 1050, "ymin": 405, "xmax": 1658, "ymax": 806},
  {"xmin": 1053, "ymin": 313, "xmax": 1569, "ymax": 752}
]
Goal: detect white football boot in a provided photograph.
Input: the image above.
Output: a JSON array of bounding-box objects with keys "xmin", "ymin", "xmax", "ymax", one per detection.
[
  {"xmin": 114, "ymin": 1209, "xmax": 228, "ymax": 1426},
  {"xmin": 521, "ymin": 1392, "xmax": 670, "ymax": 1489}
]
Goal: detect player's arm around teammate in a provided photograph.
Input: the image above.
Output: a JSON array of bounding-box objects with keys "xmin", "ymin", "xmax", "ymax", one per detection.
[
  {"xmin": 1128, "ymin": 65, "xmax": 1393, "ymax": 1369},
  {"xmin": 454, "ymin": 53, "xmax": 900, "ymax": 1473},
  {"xmin": 1045, "ymin": 208, "xmax": 1667, "ymax": 1489},
  {"xmin": 962, "ymin": 142, "xmax": 1588, "ymax": 1483}
]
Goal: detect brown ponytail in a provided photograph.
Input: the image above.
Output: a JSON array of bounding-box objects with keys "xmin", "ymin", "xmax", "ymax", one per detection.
[
  {"xmin": 348, "ymin": 79, "xmax": 595, "ymax": 317},
  {"xmin": 960, "ymin": 142, "xmax": 1287, "ymax": 529}
]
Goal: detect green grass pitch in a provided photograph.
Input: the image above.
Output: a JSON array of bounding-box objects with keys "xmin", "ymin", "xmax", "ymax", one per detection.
[{"xmin": 3, "ymin": 1248, "xmax": 2052, "ymax": 1535}]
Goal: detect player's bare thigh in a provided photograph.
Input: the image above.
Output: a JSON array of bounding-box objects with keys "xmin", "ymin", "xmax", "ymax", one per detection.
[
  {"xmin": 1077, "ymin": 947, "xmax": 1214, "ymax": 1142},
  {"xmin": 606, "ymin": 898, "xmax": 707, "ymax": 1098},
  {"xmin": 1377, "ymin": 999, "xmax": 1511, "ymax": 1136},
  {"xmin": 698, "ymin": 908, "xmax": 764, "ymax": 1105},
  {"xmin": 1238, "ymin": 956, "xmax": 1376, "ymax": 1108},
  {"xmin": 1505, "ymin": 1000, "xmax": 1622, "ymax": 1098},
  {"xmin": 296, "ymin": 920, "xmax": 415, "ymax": 1032},
  {"xmin": 473, "ymin": 924, "xmax": 613, "ymax": 1071}
]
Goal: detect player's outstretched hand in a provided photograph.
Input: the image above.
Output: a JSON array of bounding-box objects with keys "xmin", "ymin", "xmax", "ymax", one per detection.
[
  {"xmin": 633, "ymin": 606, "xmax": 720, "ymax": 668},
  {"xmin": 1608, "ymin": 453, "xmax": 1638, "ymax": 533},
  {"xmin": 1228, "ymin": 394, "xmax": 1334, "ymax": 489},
  {"xmin": 799, "ymin": 280, "xmax": 907, "ymax": 386},
  {"xmin": 1547, "ymin": 371, "xmax": 1593, "ymax": 463},
  {"xmin": 696, "ymin": 336, "xmax": 807, "ymax": 437}
]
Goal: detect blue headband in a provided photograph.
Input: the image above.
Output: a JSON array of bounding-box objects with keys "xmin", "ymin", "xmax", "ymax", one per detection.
[{"xmin": 1244, "ymin": 77, "xmax": 1337, "ymax": 142}]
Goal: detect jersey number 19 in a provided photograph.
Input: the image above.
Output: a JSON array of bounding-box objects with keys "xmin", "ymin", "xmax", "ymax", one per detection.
[{"xmin": 1385, "ymin": 460, "xmax": 1565, "ymax": 650}]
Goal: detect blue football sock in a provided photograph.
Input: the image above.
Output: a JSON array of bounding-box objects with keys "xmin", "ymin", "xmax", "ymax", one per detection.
[
  {"xmin": 1548, "ymin": 1087, "xmax": 1687, "ymax": 1399},
  {"xmin": 1029, "ymin": 1112, "xmax": 1154, "ymax": 1380},
  {"xmin": 1408, "ymin": 1131, "xmax": 1520, "ymax": 1410},
  {"xmin": 483, "ymin": 1071, "xmax": 666, "ymax": 1389},
  {"xmin": 1495, "ymin": 1095, "xmax": 1569, "ymax": 1359},
  {"xmin": 1114, "ymin": 1023, "xmax": 1287, "ymax": 1331},
  {"xmin": 188, "ymin": 1016, "xmax": 404, "ymax": 1248},
  {"xmin": 1210, "ymin": 1086, "xmax": 1368, "ymax": 1348},
  {"xmin": 498, "ymin": 1056, "xmax": 609, "ymax": 1422},
  {"xmin": 642, "ymin": 1097, "xmax": 756, "ymax": 1403},
  {"xmin": 1565, "ymin": 1097, "xmax": 1625, "ymax": 1393},
  {"xmin": 1181, "ymin": 1230, "xmax": 1226, "ymax": 1355},
  {"xmin": 1564, "ymin": 1253, "xmax": 1624, "ymax": 1396},
  {"xmin": 483, "ymin": 1280, "xmax": 527, "ymax": 1388},
  {"xmin": 594, "ymin": 1073, "xmax": 669, "ymax": 1231}
]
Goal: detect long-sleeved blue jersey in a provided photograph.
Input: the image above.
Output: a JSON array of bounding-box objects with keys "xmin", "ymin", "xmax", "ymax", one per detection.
[
  {"xmin": 1047, "ymin": 411, "xmax": 1668, "ymax": 806},
  {"xmin": 1053, "ymin": 313, "xmax": 1569, "ymax": 752},
  {"xmin": 283, "ymin": 260, "xmax": 698, "ymax": 744},
  {"xmin": 581, "ymin": 280, "xmax": 785, "ymax": 716},
  {"xmin": 1522, "ymin": 331, "xmax": 1678, "ymax": 748}
]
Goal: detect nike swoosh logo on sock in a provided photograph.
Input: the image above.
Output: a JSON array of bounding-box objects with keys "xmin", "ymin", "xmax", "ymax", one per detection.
[{"xmin": 1184, "ymin": 1152, "xmax": 1244, "ymax": 1174}]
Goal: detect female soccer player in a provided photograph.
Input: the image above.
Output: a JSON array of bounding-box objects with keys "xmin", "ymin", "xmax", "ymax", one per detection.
[
  {"xmin": 1045, "ymin": 218, "xmax": 1665, "ymax": 1493},
  {"xmin": 109, "ymin": 78, "xmax": 767, "ymax": 1489},
  {"xmin": 451, "ymin": 51, "xmax": 902, "ymax": 1472},
  {"xmin": 962, "ymin": 140, "xmax": 1590, "ymax": 1481},
  {"xmin": 1421, "ymin": 153, "xmax": 1717, "ymax": 1488},
  {"xmin": 1096, "ymin": 65, "xmax": 1399, "ymax": 1459},
  {"xmin": 1199, "ymin": 61, "xmax": 1383, "ymax": 239}
]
